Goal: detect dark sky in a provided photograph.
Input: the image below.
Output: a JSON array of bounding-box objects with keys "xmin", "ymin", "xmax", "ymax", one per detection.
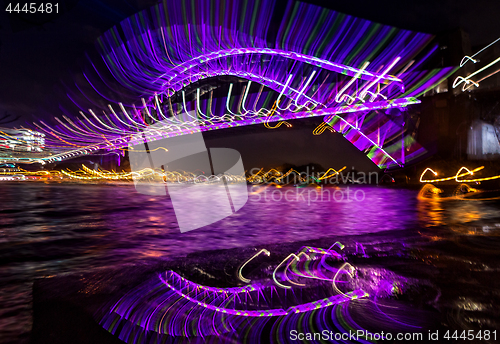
[
  {"xmin": 1, "ymin": 0, "xmax": 499, "ymax": 170},
  {"xmin": 201, "ymin": 119, "xmax": 381, "ymax": 172},
  {"xmin": 0, "ymin": 0, "xmax": 158, "ymax": 126},
  {"xmin": 309, "ymin": 0, "xmax": 500, "ymax": 47}
]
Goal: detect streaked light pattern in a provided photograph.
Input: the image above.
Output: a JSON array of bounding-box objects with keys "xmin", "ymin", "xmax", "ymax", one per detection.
[
  {"xmin": 98, "ymin": 242, "xmax": 419, "ymax": 343},
  {"xmin": 26, "ymin": 0, "xmax": 455, "ymax": 169}
]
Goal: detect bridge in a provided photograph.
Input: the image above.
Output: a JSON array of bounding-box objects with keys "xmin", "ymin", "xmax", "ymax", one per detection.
[{"xmin": 5, "ymin": 0, "xmax": 457, "ymax": 169}]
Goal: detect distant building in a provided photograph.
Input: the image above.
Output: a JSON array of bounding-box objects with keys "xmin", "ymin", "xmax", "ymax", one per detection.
[
  {"xmin": 0, "ymin": 127, "xmax": 45, "ymax": 152},
  {"xmin": 417, "ymin": 29, "xmax": 500, "ymax": 161},
  {"xmin": 467, "ymin": 120, "xmax": 500, "ymax": 160}
]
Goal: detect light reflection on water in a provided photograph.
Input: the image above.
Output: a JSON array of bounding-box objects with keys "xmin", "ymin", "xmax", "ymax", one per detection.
[
  {"xmin": 0, "ymin": 183, "xmax": 500, "ymax": 343},
  {"xmin": 417, "ymin": 191, "xmax": 500, "ymax": 227}
]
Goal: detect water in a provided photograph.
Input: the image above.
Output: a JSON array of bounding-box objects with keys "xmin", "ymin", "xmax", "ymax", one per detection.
[{"xmin": 1, "ymin": 183, "xmax": 500, "ymax": 343}]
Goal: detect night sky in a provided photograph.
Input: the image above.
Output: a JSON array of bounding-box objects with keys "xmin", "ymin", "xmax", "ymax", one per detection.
[{"xmin": 1, "ymin": 0, "xmax": 499, "ymax": 170}]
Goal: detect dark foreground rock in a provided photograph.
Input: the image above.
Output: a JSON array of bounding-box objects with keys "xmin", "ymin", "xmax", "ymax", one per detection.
[{"xmin": 31, "ymin": 228, "xmax": 500, "ymax": 343}]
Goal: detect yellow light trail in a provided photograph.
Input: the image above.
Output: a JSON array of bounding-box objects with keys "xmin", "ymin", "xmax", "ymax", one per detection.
[
  {"xmin": 312, "ymin": 122, "xmax": 335, "ymax": 135},
  {"xmin": 318, "ymin": 167, "xmax": 347, "ymax": 180},
  {"xmin": 455, "ymin": 166, "xmax": 500, "ymax": 182},
  {"xmin": 419, "ymin": 166, "xmax": 484, "ymax": 183}
]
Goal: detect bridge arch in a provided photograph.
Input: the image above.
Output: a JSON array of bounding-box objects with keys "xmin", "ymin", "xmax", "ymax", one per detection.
[{"xmin": 36, "ymin": 0, "xmax": 457, "ymax": 169}]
